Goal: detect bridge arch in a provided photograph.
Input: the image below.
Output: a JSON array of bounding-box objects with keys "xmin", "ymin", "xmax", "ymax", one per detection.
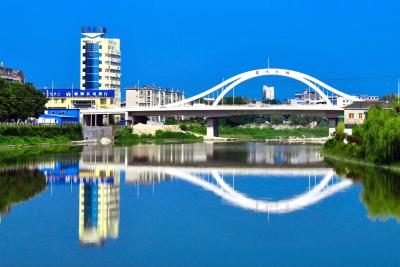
[{"xmin": 167, "ymin": 68, "xmax": 359, "ymax": 107}]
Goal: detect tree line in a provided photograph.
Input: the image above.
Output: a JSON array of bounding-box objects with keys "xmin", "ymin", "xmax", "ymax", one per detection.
[
  {"xmin": 0, "ymin": 78, "xmax": 47, "ymax": 122},
  {"xmin": 328, "ymin": 100, "xmax": 400, "ymax": 164}
]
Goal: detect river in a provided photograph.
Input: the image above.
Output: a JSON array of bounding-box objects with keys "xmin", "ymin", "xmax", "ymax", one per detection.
[{"xmin": 0, "ymin": 142, "xmax": 399, "ymax": 266}]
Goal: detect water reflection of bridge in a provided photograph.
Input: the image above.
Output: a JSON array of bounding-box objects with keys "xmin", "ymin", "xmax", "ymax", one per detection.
[
  {"xmin": 78, "ymin": 144, "xmax": 351, "ymax": 214},
  {"xmin": 34, "ymin": 142, "xmax": 351, "ymax": 242}
]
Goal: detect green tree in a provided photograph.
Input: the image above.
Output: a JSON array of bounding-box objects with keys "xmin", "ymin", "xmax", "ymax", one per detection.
[
  {"xmin": 0, "ymin": 78, "xmax": 47, "ymax": 122},
  {"xmin": 222, "ymin": 96, "xmax": 248, "ymax": 105},
  {"xmin": 164, "ymin": 117, "xmax": 178, "ymax": 125},
  {"xmin": 262, "ymin": 99, "xmax": 281, "ymax": 105},
  {"xmin": 335, "ymin": 122, "xmax": 346, "ymax": 141},
  {"xmin": 271, "ymin": 115, "xmax": 284, "ymax": 124},
  {"xmin": 380, "ymin": 93, "xmax": 397, "ymax": 102},
  {"xmin": 393, "ymin": 96, "xmax": 400, "ymax": 113}
]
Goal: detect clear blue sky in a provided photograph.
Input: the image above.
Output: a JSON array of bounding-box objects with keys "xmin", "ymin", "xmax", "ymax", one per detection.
[{"xmin": 1, "ymin": 0, "xmax": 400, "ymax": 101}]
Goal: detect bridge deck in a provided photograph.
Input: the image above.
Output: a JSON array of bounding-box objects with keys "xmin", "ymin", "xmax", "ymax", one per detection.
[{"xmin": 81, "ymin": 104, "xmax": 343, "ymax": 118}]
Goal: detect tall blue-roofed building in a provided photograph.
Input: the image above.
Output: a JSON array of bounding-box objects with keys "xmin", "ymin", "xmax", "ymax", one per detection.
[
  {"xmin": 80, "ymin": 26, "xmax": 121, "ymax": 107},
  {"xmin": 41, "ymin": 26, "xmax": 121, "ymax": 110}
]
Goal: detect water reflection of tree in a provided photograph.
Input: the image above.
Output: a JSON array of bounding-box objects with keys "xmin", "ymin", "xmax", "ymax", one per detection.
[
  {"xmin": 0, "ymin": 145, "xmax": 82, "ymax": 168},
  {"xmin": 0, "ymin": 169, "xmax": 47, "ymax": 217},
  {"xmin": 326, "ymin": 158, "xmax": 400, "ymax": 222}
]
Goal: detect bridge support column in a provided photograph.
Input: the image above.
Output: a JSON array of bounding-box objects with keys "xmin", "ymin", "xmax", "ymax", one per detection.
[
  {"xmin": 328, "ymin": 118, "xmax": 338, "ymax": 137},
  {"xmin": 105, "ymin": 114, "xmax": 115, "ymax": 126},
  {"xmin": 206, "ymin": 118, "xmax": 219, "ymax": 138}
]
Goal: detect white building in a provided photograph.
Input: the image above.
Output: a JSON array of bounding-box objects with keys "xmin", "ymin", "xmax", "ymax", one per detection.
[
  {"xmin": 126, "ymin": 86, "xmax": 184, "ymax": 107},
  {"xmin": 263, "ymin": 85, "xmax": 275, "ymax": 100},
  {"xmin": 80, "ymin": 26, "xmax": 121, "ymax": 107}
]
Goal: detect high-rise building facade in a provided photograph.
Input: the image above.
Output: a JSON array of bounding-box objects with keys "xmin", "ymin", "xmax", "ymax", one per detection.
[
  {"xmin": 80, "ymin": 26, "xmax": 121, "ymax": 106},
  {"xmin": 263, "ymin": 85, "xmax": 274, "ymax": 100}
]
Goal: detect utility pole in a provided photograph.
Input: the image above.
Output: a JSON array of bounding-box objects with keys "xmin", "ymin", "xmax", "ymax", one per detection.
[
  {"xmin": 397, "ymin": 79, "xmax": 399, "ymax": 99},
  {"xmin": 51, "ymin": 81, "xmax": 54, "ymax": 108}
]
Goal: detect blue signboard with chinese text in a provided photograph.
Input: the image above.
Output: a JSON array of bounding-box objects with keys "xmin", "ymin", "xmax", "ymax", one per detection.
[{"xmin": 40, "ymin": 89, "xmax": 115, "ymax": 98}]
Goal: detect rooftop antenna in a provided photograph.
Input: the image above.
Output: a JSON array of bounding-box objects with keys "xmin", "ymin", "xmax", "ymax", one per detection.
[{"xmin": 267, "ymin": 57, "xmax": 270, "ymax": 69}]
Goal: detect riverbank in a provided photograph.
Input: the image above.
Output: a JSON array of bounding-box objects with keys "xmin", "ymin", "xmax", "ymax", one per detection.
[
  {"xmin": 114, "ymin": 127, "xmax": 203, "ymax": 144},
  {"xmin": 176, "ymin": 121, "xmax": 329, "ymax": 139},
  {"xmin": 113, "ymin": 123, "xmax": 329, "ymax": 144},
  {"xmin": 0, "ymin": 125, "xmax": 83, "ymax": 146},
  {"xmin": 219, "ymin": 126, "xmax": 328, "ymax": 139},
  {"xmin": 322, "ymin": 139, "xmax": 400, "ymax": 174}
]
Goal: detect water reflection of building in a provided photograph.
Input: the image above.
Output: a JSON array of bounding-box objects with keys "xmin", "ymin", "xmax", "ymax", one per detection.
[
  {"xmin": 79, "ymin": 171, "xmax": 120, "ymax": 246},
  {"xmin": 38, "ymin": 158, "xmax": 120, "ymax": 246},
  {"xmin": 80, "ymin": 143, "xmax": 325, "ymax": 168},
  {"xmin": 247, "ymin": 143, "xmax": 323, "ymax": 165}
]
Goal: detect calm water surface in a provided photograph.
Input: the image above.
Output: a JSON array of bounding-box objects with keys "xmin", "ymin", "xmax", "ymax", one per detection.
[{"xmin": 1, "ymin": 142, "xmax": 400, "ymax": 266}]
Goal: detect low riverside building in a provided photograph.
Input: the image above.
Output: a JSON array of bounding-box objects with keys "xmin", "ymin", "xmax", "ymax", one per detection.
[
  {"xmin": 126, "ymin": 86, "xmax": 184, "ymax": 107},
  {"xmin": 38, "ymin": 108, "xmax": 80, "ymax": 125},
  {"xmin": 344, "ymin": 101, "xmax": 391, "ymax": 125},
  {"xmin": 126, "ymin": 86, "xmax": 185, "ymax": 123},
  {"xmin": 40, "ymin": 88, "xmax": 117, "ymax": 109},
  {"xmin": 0, "ymin": 64, "xmax": 25, "ymax": 83},
  {"xmin": 289, "ymin": 89, "xmax": 324, "ymax": 105}
]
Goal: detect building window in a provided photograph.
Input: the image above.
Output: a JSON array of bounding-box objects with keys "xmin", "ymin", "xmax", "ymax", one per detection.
[
  {"xmin": 61, "ymin": 99, "xmax": 65, "ymax": 104},
  {"xmin": 349, "ymin": 113, "xmax": 354, "ymax": 119},
  {"xmin": 358, "ymin": 113, "xmax": 363, "ymax": 119},
  {"xmin": 100, "ymin": 98, "xmax": 107, "ymax": 105}
]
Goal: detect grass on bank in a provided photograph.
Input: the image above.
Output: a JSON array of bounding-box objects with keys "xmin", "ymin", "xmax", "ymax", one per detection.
[
  {"xmin": 0, "ymin": 125, "xmax": 83, "ymax": 146},
  {"xmin": 177, "ymin": 121, "xmax": 329, "ymax": 139},
  {"xmin": 219, "ymin": 126, "xmax": 329, "ymax": 139},
  {"xmin": 114, "ymin": 127, "xmax": 203, "ymax": 144}
]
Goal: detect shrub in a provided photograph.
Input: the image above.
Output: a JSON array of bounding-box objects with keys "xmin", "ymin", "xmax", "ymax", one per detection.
[
  {"xmin": 164, "ymin": 117, "xmax": 177, "ymax": 125},
  {"xmin": 335, "ymin": 122, "xmax": 346, "ymax": 141}
]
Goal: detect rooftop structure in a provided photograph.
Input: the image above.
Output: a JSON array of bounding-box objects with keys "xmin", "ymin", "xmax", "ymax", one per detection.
[
  {"xmin": 0, "ymin": 64, "xmax": 25, "ymax": 83},
  {"xmin": 343, "ymin": 101, "xmax": 392, "ymax": 125},
  {"xmin": 290, "ymin": 89, "xmax": 324, "ymax": 105}
]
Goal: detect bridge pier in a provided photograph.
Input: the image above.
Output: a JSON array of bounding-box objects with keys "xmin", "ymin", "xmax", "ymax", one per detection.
[{"xmin": 206, "ymin": 118, "xmax": 219, "ymax": 138}]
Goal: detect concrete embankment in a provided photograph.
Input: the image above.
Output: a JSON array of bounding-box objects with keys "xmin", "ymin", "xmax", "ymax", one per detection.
[
  {"xmin": 265, "ymin": 137, "xmax": 330, "ymax": 144},
  {"xmin": 131, "ymin": 123, "xmax": 182, "ymax": 135}
]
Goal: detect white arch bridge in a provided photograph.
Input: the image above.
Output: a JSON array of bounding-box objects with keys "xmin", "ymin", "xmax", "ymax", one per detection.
[{"xmin": 81, "ymin": 68, "xmax": 360, "ymax": 137}]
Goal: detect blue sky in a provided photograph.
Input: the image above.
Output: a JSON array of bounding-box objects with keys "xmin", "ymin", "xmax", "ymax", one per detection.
[{"xmin": 1, "ymin": 0, "xmax": 400, "ymax": 101}]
